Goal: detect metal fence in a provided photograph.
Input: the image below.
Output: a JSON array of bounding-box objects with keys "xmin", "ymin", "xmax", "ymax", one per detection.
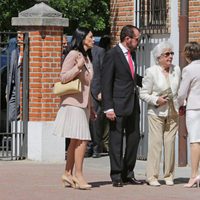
[
  {"xmin": 135, "ymin": 0, "xmax": 168, "ymax": 34},
  {"xmin": 136, "ymin": 34, "xmax": 151, "ymax": 160},
  {"xmin": 0, "ymin": 32, "xmax": 29, "ymax": 160}
]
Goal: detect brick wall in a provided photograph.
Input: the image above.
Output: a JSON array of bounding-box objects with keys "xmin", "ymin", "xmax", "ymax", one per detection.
[
  {"xmin": 189, "ymin": 0, "xmax": 200, "ymax": 43},
  {"xmin": 111, "ymin": 1, "xmax": 200, "ymax": 44},
  {"xmin": 178, "ymin": 0, "xmax": 200, "ymax": 43},
  {"xmin": 110, "ymin": 0, "xmax": 172, "ymax": 42},
  {"xmin": 23, "ymin": 26, "xmax": 62, "ymax": 121},
  {"xmin": 110, "ymin": 0, "xmax": 134, "ymax": 45}
]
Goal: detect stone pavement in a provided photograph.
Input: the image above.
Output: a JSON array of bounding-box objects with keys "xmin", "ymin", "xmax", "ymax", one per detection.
[{"xmin": 0, "ymin": 156, "xmax": 199, "ymax": 200}]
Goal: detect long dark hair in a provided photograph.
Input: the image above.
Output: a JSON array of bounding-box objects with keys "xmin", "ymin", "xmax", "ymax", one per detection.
[{"xmin": 71, "ymin": 27, "xmax": 92, "ymax": 61}]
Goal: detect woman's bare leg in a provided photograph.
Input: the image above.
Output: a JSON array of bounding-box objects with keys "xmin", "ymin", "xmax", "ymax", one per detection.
[
  {"xmin": 65, "ymin": 139, "xmax": 76, "ymax": 176},
  {"xmin": 190, "ymin": 143, "xmax": 200, "ymax": 178},
  {"xmin": 74, "ymin": 139, "xmax": 89, "ymax": 185}
]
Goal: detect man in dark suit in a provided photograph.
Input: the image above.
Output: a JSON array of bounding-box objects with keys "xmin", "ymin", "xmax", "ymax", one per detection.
[
  {"xmin": 101, "ymin": 25, "xmax": 143, "ymax": 187},
  {"xmin": 90, "ymin": 45, "xmax": 106, "ymax": 158},
  {"xmin": 6, "ymin": 37, "xmax": 21, "ymax": 122}
]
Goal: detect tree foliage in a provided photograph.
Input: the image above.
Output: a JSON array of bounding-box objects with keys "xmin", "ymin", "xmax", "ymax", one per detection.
[
  {"xmin": 49, "ymin": 0, "xmax": 110, "ymax": 34},
  {"xmin": 0, "ymin": 0, "xmax": 37, "ymax": 31},
  {"xmin": 0, "ymin": 0, "xmax": 110, "ymax": 35}
]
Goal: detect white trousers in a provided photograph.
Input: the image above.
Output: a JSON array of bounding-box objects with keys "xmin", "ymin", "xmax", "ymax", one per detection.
[{"xmin": 146, "ymin": 114, "xmax": 178, "ymax": 182}]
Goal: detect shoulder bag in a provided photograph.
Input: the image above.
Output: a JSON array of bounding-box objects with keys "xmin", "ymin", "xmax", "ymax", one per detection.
[{"xmin": 53, "ymin": 79, "xmax": 81, "ymax": 96}]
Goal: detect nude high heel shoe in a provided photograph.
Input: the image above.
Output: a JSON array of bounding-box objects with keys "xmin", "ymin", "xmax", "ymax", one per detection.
[
  {"xmin": 61, "ymin": 174, "xmax": 76, "ymax": 188},
  {"xmin": 184, "ymin": 175, "xmax": 200, "ymax": 188},
  {"xmin": 72, "ymin": 176, "xmax": 92, "ymax": 190}
]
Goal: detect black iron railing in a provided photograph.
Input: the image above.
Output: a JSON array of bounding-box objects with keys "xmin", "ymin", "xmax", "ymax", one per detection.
[
  {"xmin": 0, "ymin": 32, "xmax": 29, "ymax": 160},
  {"xmin": 135, "ymin": 0, "xmax": 168, "ymax": 34}
]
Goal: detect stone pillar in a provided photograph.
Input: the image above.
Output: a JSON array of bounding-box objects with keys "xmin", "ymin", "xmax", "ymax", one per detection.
[{"xmin": 12, "ymin": 2, "xmax": 68, "ymax": 162}]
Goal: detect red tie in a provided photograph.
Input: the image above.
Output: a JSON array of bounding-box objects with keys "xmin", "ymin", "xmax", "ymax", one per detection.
[{"xmin": 127, "ymin": 51, "xmax": 135, "ymax": 78}]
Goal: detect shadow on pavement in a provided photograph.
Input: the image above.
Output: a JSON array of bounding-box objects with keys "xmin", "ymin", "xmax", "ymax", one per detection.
[{"xmin": 90, "ymin": 181, "xmax": 112, "ymax": 188}]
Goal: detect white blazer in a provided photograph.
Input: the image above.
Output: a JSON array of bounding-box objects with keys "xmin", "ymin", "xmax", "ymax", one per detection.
[
  {"xmin": 178, "ymin": 60, "xmax": 200, "ymax": 110},
  {"xmin": 140, "ymin": 64, "xmax": 181, "ymax": 117}
]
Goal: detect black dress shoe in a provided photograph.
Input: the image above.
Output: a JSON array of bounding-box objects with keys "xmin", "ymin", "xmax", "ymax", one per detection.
[
  {"xmin": 112, "ymin": 180, "xmax": 123, "ymax": 187},
  {"xmin": 92, "ymin": 145, "xmax": 101, "ymax": 158},
  {"xmin": 124, "ymin": 177, "xmax": 144, "ymax": 185},
  {"xmin": 92, "ymin": 151, "xmax": 101, "ymax": 158},
  {"xmin": 84, "ymin": 151, "xmax": 92, "ymax": 158}
]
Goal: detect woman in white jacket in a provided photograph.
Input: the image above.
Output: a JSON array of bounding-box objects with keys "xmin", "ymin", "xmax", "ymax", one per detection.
[
  {"xmin": 178, "ymin": 42, "xmax": 200, "ymax": 188},
  {"xmin": 140, "ymin": 41, "xmax": 181, "ymax": 186}
]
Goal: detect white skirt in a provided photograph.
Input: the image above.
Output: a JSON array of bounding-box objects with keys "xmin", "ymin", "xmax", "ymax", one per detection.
[
  {"xmin": 186, "ymin": 109, "xmax": 200, "ymax": 143},
  {"xmin": 53, "ymin": 105, "xmax": 91, "ymax": 140}
]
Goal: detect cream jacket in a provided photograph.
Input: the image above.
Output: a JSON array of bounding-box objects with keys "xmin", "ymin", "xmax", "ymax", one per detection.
[
  {"xmin": 140, "ymin": 64, "xmax": 181, "ymax": 117},
  {"xmin": 178, "ymin": 60, "xmax": 200, "ymax": 110},
  {"xmin": 60, "ymin": 50, "xmax": 93, "ymax": 108}
]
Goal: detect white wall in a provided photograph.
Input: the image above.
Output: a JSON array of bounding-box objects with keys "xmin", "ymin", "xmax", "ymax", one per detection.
[
  {"xmin": 136, "ymin": 0, "xmax": 190, "ymax": 164},
  {"xmin": 28, "ymin": 121, "xmax": 65, "ymax": 162}
]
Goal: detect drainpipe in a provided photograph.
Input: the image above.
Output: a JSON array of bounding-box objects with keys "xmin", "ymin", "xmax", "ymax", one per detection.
[{"xmin": 178, "ymin": 0, "xmax": 188, "ymax": 167}]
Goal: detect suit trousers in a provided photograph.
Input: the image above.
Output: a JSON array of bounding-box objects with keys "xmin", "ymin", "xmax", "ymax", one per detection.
[
  {"xmin": 109, "ymin": 107, "xmax": 140, "ymax": 182},
  {"xmin": 90, "ymin": 102, "xmax": 109, "ymax": 153},
  {"xmin": 146, "ymin": 114, "xmax": 178, "ymax": 182}
]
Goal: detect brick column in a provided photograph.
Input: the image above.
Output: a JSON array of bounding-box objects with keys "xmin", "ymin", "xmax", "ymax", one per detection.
[
  {"xmin": 28, "ymin": 27, "xmax": 62, "ymax": 121},
  {"xmin": 110, "ymin": 0, "xmax": 134, "ymax": 45},
  {"xmin": 189, "ymin": 0, "xmax": 200, "ymax": 43},
  {"xmin": 12, "ymin": 2, "xmax": 68, "ymax": 162}
]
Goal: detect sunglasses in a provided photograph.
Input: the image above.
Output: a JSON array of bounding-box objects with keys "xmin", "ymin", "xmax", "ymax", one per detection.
[
  {"xmin": 162, "ymin": 51, "xmax": 174, "ymax": 57},
  {"xmin": 128, "ymin": 36, "xmax": 141, "ymax": 43}
]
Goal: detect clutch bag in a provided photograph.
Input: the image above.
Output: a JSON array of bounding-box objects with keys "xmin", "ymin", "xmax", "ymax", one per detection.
[
  {"xmin": 158, "ymin": 88, "xmax": 173, "ymax": 100},
  {"xmin": 179, "ymin": 106, "xmax": 186, "ymax": 116},
  {"xmin": 53, "ymin": 79, "xmax": 81, "ymax": 96}
]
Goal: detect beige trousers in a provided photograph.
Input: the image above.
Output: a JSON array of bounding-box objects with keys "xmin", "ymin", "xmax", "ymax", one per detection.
[{"xmin": 146, "ymin": 114, "xmax": 178, "ymax": 182}]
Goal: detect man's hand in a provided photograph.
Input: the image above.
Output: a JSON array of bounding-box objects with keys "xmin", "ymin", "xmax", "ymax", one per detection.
[
  {"xmin": 97, "ymin": 93, "xmax": 102, "ymax": 101},
  {"xmin": 106, "ymin": 111, "xmax": 116, "ymax": 121},
  {"xmin": 90, "ymin": 107, "xmax": 97, "ymax": 120}
]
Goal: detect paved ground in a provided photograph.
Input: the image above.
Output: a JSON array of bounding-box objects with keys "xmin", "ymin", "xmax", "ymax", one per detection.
[{"xmin": 0, "ymin": 156, "xmax": 199, "ymax": 200}]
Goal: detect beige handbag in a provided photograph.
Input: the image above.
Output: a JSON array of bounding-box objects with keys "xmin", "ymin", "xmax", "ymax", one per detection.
[{"xmin": 53, "ymin": 79, "xmax": 82, "ymax": 96}]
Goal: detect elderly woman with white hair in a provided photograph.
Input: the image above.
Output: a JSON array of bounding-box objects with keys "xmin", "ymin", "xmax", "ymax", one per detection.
[{"xmin": 140, "ymin": 41, "xmax": 181, "ymax": 186}]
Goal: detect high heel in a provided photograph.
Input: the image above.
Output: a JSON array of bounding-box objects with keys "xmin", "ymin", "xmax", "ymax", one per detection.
[
  {"xmin": 61, "ymin": 174, "xmax": 76, "ymax": 188},
  {"xmin": 72, "ymin": 176, "xmax": 92, "ymax": 190},
  {"xmin": 184, "ymin": 175, "xmax": 200, "ymax": 188}
]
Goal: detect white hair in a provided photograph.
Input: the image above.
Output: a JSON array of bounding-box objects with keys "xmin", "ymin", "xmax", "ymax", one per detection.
[{"xmin": 152, "ymin": 41, "xmax": 174, "ymax": 64}]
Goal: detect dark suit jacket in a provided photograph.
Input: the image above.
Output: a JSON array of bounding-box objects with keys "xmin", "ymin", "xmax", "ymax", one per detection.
[
  {"xmin": 91, "ymin": 45, "xmax": 105, "ymax": 111},
  {"xmin": 101, "ymin": 44, "xmax": 141, "ymax": 116},
  {"xmin": 8, "ymin": 49, "xmax": 19, "ymax": 99},
  {"xmin": 7, "ymin": 43, "xmax": 20, "ymax": 121}
]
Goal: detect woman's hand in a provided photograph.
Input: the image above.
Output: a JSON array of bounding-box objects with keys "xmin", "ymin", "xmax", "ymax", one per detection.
[
  {"xmin": 76, "ymin": 53, "xmax": 85, "ymax": 69},
  {"xmin": 156, "ymin": 95, "xmax": 168, "ymax": 107}
]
